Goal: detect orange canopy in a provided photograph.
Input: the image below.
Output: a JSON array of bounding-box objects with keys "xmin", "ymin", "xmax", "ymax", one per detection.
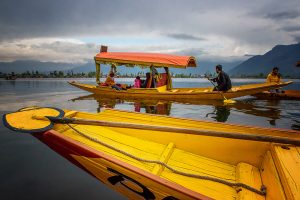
[{"xmin": 94, "ymin": 52, "xmax": 197, "ymax": 68}]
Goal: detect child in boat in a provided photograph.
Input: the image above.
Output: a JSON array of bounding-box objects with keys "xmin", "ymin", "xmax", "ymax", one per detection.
[
  {"xmin": 105, "ymin": 71, "xmax": 122, "ymax": 90},
  {"xmin": 134, "ymin": 76, "xmax": 142, "ymax": 88}
]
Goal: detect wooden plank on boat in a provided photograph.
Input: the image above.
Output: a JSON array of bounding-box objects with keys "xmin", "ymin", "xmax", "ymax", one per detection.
[
  {"xmin": 236, "ymin": 162, "xmax": 264, "ymax": 200},
  {"xmin": 271, "ymin": 145, "xmax": 300, "ymax": 200},
  {"xmin": 260, "ymin": 151, "xmax": 286, "ymax": 200}
]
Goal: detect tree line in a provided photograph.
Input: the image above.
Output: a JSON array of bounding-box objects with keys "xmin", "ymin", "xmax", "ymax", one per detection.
[{"xmin": 3, "ymin": 71, "xmax": 295, "ymax": 79}]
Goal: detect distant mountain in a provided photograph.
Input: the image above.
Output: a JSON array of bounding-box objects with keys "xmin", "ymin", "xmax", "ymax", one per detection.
[
  {"xmin": 169, "ymin": 60, "xmax": 242, "ymax": 76},
  {"xmin": 0, "ymin": 60, "xmax": 76, "ymax": 73},
  {"xmin": 229, "ymin": 43, "xmax": 300, "ymax": 77}
]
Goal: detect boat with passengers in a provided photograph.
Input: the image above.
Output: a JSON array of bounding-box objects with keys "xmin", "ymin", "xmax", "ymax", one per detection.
[{"xmin": 69, "ymin": 46, "xmax": 292, "ymax": 101}]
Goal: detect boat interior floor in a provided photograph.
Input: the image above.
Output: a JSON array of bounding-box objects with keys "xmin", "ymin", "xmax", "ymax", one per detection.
[{"xmin": 54, "ymin": 122, "xmax": 298, "ymax": 199}]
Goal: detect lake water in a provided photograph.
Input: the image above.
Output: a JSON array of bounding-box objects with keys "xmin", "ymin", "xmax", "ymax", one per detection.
[{"xmin": 0, "ymin": 78, "xmax": 300, "ymax": 200}]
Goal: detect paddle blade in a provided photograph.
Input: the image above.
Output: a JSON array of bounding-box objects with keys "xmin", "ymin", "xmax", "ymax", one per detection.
[
  {"xmin": 3, "ymin": 107, "xmax": 64, "ymax": 133},
  {"xmin": 223, "ymin": 99, "xmax": 236, "ymax": 104}
]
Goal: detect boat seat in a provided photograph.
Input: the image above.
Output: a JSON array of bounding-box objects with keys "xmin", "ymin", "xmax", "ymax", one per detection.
[
  {"xmin": 156, "ymin": 85, "xmax": 167, "ymax": 92},
  {"xmin": 260, "ymin": 151, "xmax": 286, "ymax": 200},
  {"xmin": 160, "ymin": 148, "xmax": 264, "ymax": 200},
  {"xmin": 187, "ymin": 90, "xmax": 194, "ymax": 93},
  {"xmin": 271, "ymin": 144, "xmax": 300, "ymax": 200},
  {"xmin": 235, "ymin": 162, "xmax": 264, "ymax": 200}
]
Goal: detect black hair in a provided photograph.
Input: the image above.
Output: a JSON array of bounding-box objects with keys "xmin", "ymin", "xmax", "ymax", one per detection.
[
  {"xmin": 273, "ymin": 67, "xmax": 279, "ymax": 71},
  {"xmin": 216, "ymin": 64, "xmax": 222, "ymax": 71},
  {"xmin": 136, "ymin": 76, "xmax": 140, "ymax": 79}
]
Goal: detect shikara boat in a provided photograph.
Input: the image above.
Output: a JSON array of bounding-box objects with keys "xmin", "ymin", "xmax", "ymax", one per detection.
[
  {"xmin": 252, "ymin": 90, "xmax": 300, "ymax": 100},
  {"xmin": 3, "ymin": 107, "xmax": 300, "ymax": 200},
  {"xmin": 68, "ymin": 46, "xmax": 292, "ymax": 100}
]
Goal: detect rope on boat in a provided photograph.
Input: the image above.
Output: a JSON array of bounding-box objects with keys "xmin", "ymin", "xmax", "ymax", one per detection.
[{"xmin": 67, "ymin": 124, "xmax": 266, "ymax": 196}]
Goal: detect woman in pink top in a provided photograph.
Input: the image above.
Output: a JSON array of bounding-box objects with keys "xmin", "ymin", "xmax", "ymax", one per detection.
[{"xmin": 134, "ymin": 76, "xmax": 142, "ymax": 88}]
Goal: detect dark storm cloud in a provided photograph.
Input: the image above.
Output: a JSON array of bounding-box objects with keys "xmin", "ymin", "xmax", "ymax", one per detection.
[
  {"xmin": 167, "ymin": 33, "xmax": 206, "ymax": 41},
  {"xmin": 1, "ymin": 0, "xmax": 300, "ymax": 62},
  {"xmin": 282, "ymin": 25, "xmax": 300, "ymax": 32},
  {"xmin": 1, "ymin": 0, "xmax": 299, "ymax": 43},
  {"xmin": 266, "ymin": 10, "xmax": 300, "ymax": 20},
  {"xmin": 265, "ymin": 11, "xmax": 300, "ymax": 20},
  {"xmin": 0, "ymin": 0, "xmax": 206, "ymax": 41}
]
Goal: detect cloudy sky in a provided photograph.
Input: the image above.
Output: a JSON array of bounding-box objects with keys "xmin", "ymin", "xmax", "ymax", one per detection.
[{"xmin": 0, "ymin": 0, "xmax": 299, "ymax": 63}]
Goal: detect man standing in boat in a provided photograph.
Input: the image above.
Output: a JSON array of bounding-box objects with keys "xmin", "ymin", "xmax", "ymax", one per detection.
[{"xmin": 210, "ymin": 65, "xmax": 232, "ymax": 91}]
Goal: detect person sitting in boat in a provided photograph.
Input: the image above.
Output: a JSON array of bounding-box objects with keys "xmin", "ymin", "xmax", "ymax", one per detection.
[
  {"xmin": 266, "ymin": 67, "xmax": 282, "ymax": 84},
  {"xmin": 141, "ymin": 72, "xmax": 152, "ymax": 88},
  {"xmin": 150, "ymin": 65, "xmax": 158, "ymax": 88},
  {"xmin": 105, "ymin": 71, "xmax": 122, "ymax": 91},
  {"xmin": 209, "ymin": 65, "xmax": 232, "ymax": 91},
  {"xmin": 133, "ymin": 76, "xmax": 142, "ymax": 88},
  {"xmin": 266, "ymin": 67, "xmax": 282, "ymax": 93}
]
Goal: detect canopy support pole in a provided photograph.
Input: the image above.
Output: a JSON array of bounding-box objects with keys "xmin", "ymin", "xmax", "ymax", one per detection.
[
  {"xmin": 95, "ymin": 62, "xmax": 100, "ymax": 84},
  {"xmin": 164, "ymin": 67, "xmax": 172, "ymax": 90}
]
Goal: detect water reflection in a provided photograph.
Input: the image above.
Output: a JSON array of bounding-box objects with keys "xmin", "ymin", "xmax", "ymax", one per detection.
[
  {"xmin": 8, "ymin": 80, "xmax": 16, "ymax": 87},
  {"xmin": 69, "ymin": 94, "xmax": 283, "ymax": 124},
  {"xmin": 231, "ymin": 100, "xmax": 281, "ymax": 125},
  {"xmin": 70, "ymin": 94, "xmax": 172, "ymax": 115},
  {"xmin": 206, "ymin": 106, "xmax": 230, "ymax": 122}
]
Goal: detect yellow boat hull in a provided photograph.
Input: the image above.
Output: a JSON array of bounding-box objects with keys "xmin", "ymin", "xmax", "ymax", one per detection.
[
  {"xmin": 31, "ymin": 108, "xmax": 299, "ymax": 200},
  {"xmin": 68, "ymin": 81, "xmax": 292, "ymax": 100}
]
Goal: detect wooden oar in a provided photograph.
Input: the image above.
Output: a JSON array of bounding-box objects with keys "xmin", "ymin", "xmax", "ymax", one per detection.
[
  {"xmin": 4, "ymin": 107, "xmax": 300, "ymax": 146},
  {"xmin": 36, "ymin": 115, "xmax": 300, "ymax": 146}
]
